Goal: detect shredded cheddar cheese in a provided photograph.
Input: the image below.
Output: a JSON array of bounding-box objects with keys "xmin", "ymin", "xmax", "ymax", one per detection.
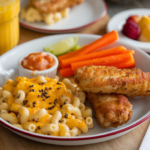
[{"xmin": 0, "ymin": 76, "xmax": 93, "ymax": 136}]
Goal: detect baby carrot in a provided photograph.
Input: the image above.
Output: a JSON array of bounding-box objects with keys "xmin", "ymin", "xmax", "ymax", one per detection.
[
  {"xmin": 59, "ymin": 67, "xmax": 74, "ymax": 77},
  {"xmin": 112, "ymin": 56, "xmax": 135, "ymax": 69},
  {"xmin": 71, "ymin": 52, "xmax": 134, "ymax": 72},
  {"xmin": 60, "ymin": 46, "xmax": 127, "ymax": 68},
  {"xmin": 58, "ymin": 30, "xmax": 118, "ymax": 61}
]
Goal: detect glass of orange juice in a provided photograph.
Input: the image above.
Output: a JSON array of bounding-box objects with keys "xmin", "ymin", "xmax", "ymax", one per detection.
[{"xmin": 0, "ymin": 0, "xmax": 20, "ymax": 55}]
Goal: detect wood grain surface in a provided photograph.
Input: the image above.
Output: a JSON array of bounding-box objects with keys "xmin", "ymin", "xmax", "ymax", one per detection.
[
  {"xmin": 0, "ymin": 14, "xmax": 149, "ymax": 150},
  {"xmin": 106, "ymin": 0, "xmax": 150, "ymax": 17}
]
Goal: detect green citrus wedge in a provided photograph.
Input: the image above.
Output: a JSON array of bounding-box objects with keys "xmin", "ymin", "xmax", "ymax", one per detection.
[{"xmin": 44, "ymin": 36, "xmax": 79, "ymax": 56}]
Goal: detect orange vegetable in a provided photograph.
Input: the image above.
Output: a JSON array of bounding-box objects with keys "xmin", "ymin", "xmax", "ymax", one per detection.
[
  {"xmin": 112, "ymin": 55, "xmax": 135, "ymax": 69},
  {"xmin": 59, "ymin": 67, "xmax": 74, "ymax": 77},
  {"xmin": 72, "ymin": 30, "xmax": 119, "ymax": 57},
  {"xmin": 58, "ymin": 30, "xmax": 118, "ymax": 61},
  {"xmin": 71, "ymin": 52, "xmax": 134, "ymax": 72},
  {"xmin": 58, "ymin": 49, "xmax": 80, "ymax": 62},
  {"xmin": 60, "ymin": 46, "xmax": 127, "ymax": 68}
]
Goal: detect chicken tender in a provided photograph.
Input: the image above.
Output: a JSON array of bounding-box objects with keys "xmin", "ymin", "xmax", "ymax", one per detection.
[
  {"xmin": 75, "ymin": 66, "xmax": 150, "ymax": 97},
  {"xmin": 87, "ymin": 93, "xmax": 132, "ymax": 128},
  {"xmin": 31, "ymin": 0, "xmax": 84, "ymax": 13}
]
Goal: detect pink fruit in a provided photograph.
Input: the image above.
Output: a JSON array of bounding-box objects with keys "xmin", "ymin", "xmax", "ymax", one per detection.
[
  {"xmin": 127, "ymin": 15, "xmax": 141, "ymax": 23},
  {"xmin": 122, "ymin": 21, "xmax": 141, "ymax": 40}
]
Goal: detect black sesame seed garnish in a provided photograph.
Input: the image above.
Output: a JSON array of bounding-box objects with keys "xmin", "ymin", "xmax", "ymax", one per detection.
[
  {"xmin": 23, "ymin": 100, "xmax": 28, "ymax": 105},
  {"xmin": 57, "ymin": 82, "xmax": 61, "ymax": 85},
  {"xmin": 43, "ymin": 99, "xmax": 45, "ymax": 101},
  {"xmin": 59, "ymin": 120, "xmax": 62, "ymax": 123},
  {"xmin": 64, "ymin": 102, "xmax": 66, "ymax": 105},
  {"xmin": 60, "ymin": 105, "xmax": 63, "ymax": 108},
  {"xmin": 49, "ymin": 102, "xmax": 52, "ymax": 104},
  {"xmin": 49, "ymin": 87, "xmax": 52, "ymax": 90},
  {"xmin": 37, "ymin": 126, "xmax": 41, "ymax": 129},
  {"xmin": 48, "ymin": 105, "xmax": 55, "ymax": 110},
  {"xmin": 64, "ymin": 113, "xmax": 68, "ymax": 118},
  {"xmin": 29, "ymin": 85, "xmax": 34, "ymax": 88},
  {"xmin": 54, "ymin": 99, "xmax": 57, "ymax": 105}
]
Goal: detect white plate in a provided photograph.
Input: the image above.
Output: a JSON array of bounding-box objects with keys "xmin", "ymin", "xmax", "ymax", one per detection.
[
  {"xmin": 20, "ymin": 0, "xmax": 107, "ymax": 33},
  {"xmin": 0, "ymin": 34, "xmax": 150, "ymax": 145},
  {"xmin": 107, "ymin": 8, "xmax": 150, "ymax": 53}
]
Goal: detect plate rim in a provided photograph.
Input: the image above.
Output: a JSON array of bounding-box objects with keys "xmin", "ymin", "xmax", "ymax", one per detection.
[
  {"xmin": 0, "ymin": 114, "xmax": 150, "ymax": 141},
  {"xmin": 19, "ymin": 0, "xmax": 107, "ymax": 33},
  {"xmin": 0, "ymin": 33, "xmax": 150, "ymax": 141},
  {"xmin": 107, "ymin": 8, "xmax": 150, "ymax": 52}
]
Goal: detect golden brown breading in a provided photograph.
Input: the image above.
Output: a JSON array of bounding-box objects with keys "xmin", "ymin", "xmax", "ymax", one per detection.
[
  {"xmin": 67, "ymin": 0, "xmax": 84, "ymax": 7},
  {"xmin": 87, "ymin": 93, "xmax": 132, "ymax": 128},
  {"xmin": 31, "ymin": 0, "xmax": 84, "ymax": 13},
  {"xmin": 75, "ymin": 66, "xmax": 150, "ymax": 97}
]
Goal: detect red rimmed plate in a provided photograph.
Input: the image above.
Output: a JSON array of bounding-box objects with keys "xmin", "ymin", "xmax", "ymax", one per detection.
[
  {"xmin": 0, "ymin": 34, "xmax": 150, "ymax": 145},
  {"xmin": 20, "ymin": 0, "xmax": 107, "ymax": 33}
]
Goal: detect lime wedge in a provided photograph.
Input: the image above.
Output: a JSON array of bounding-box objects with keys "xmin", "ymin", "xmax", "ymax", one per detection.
[{"xmin": 44, "ymin": 36, "xmax": 79, "ymax": 56}]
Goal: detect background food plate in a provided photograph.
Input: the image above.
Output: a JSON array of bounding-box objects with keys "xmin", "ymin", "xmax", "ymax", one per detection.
[
  {"xmin": 20, "ymin": 0, "xmax": 107, "ymax": 33},
  {"xmin": 107, "ymin": 8, "xmax": 150, "ymax": 53},
  {"xmin": 0, "ymin": 34, "xmax": 150, "ymax": 145}
]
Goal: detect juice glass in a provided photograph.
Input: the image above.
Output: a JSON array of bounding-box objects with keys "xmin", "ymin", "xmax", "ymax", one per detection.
[{"xmin": 0, "ymin": 0, "xmax": 20, "ymax": 55}]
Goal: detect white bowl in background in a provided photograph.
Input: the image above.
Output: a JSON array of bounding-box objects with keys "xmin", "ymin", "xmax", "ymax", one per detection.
[{"xmin": 107, "ymin": 8, "xmax": 150, "ymax": 53}]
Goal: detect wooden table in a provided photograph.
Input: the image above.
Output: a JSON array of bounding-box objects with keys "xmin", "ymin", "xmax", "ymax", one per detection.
[
  {"xmin": 106, "ymin": 0, "xmax": 150, "ymax": 17},
  {"xmin": 0, "ymin": 14, "xmax": 150, "ymax": 150}
]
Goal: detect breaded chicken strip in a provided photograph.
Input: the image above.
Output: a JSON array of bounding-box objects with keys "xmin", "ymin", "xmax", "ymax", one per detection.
[
  {"xmin": 31, "ymin": 0, "xmax": 84, "ymax": 13},
  {"xmin": 87, "ymin": 93, "xmax": 132, "ymax": 128},
  {"xmin": 75, "ymin": 66, "xmax": 150, "ymax": 97},
  {"xmin": 31, "ymin": 0, "xmax": 67, "ymax": 13}
]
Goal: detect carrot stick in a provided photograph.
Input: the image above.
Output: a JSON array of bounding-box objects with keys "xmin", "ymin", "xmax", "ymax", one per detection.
[
  {"xmin": 72, "ymin": 30, "xmax": 119, "ymax": 57},
  {"xmin": 60, "ymin": 46, "xmax": 127, "ymax": 68},
  {"xmin": 58, "ymin": 30, "xmax": 118, "ymax": 61},
  {"xmin": 112, "ymin": 55, "xmax": 135, "ymax": 69},
  {"xmin": 58, "ymin": 49, "xmax": 80, "ymax": 62},
  {"xmin": 59, "ymin": 67, "xmax": 74, "ymax": 77},
  {"xmin": 71, "ymin": 52, "xmax": 134, "ymax": 72},
  {"xmin": 61, "ymin": 49, "xmax": 135, "ymax": 69}
]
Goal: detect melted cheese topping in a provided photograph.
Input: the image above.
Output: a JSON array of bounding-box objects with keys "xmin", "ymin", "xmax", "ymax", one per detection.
[
  {"xmin": 1, "ymin": 76, "xmax": 90, "ymax": 136},
  {"xmin": 3, "ymin": 76, "xmax": 72, "ymax": 115}
]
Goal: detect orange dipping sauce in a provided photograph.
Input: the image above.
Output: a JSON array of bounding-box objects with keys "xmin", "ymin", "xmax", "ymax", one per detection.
[{"xmin": 21, "ymin": 52, "xmax": 55, "ymax": 71}]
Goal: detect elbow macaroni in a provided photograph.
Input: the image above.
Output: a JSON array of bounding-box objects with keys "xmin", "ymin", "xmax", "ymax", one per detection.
[
  {"xmin": 0, "ymin": 76, "xmax": 94, "ymax": 137},
  {"xmin": 20, "ymin": 6, "xmax": 70, "ymax": 25}
]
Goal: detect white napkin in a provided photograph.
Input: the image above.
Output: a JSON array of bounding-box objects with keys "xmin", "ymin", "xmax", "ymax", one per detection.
[
  {"xmin": 139, "ymin": 125, "xmax": 150, "ymax": 150},
  {"xmin": 0, "ymin": 59, "xmax": 14, "ymax": 86}
]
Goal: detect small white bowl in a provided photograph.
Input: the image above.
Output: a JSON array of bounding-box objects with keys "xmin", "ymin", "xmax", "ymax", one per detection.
[
  {"xmin": 18, "ymin": 52, "xmax": 58, "ymax": 78},
  {"xmin": 107, "ymin": 8, "xmax": 150, "ymax": 52}
]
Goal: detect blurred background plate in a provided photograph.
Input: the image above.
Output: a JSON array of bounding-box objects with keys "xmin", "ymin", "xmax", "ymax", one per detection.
[
  {"xmin": 107, "ymin": 8, "xmax": 150, "ymax": 53},
  {"xmin": 20, "ymin": 0, "xmax": 107, "ymax": 33}
]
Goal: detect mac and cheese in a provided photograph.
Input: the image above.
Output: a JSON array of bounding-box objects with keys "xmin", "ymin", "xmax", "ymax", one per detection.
[{"xmin": 0, "ymin": 76, "xmax": 94, "ymax": 137}]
